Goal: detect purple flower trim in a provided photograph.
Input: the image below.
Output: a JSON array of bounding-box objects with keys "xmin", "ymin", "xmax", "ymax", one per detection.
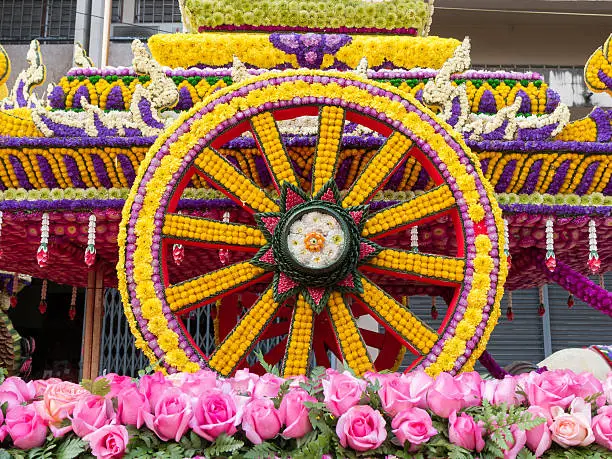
[
  {"xmin": 481, "ymin": 120, "xmax": 509, "ymax": 141},
  {"xmin": 466, "ymin": 139, "xmax": 612, "ymax": 153},
  {"xmin": 544, "ymin": 88, "xmax": 560, "ymax": 114},
  {"xmin": 597, "ymin": 69, "xmax": 612, "ymax": 91},
  {"xmin": 16, "ymin": 81, "xmax": 27, "ymax": 107},
  {"xmin": 63, "ymin": 155, "xmax": 85, "ymax": 188},
  {"xmin": 516, "ymin": 90, "xmax": 531, "ymax": 114},
  {"xmin": 38, "ymin": 115, "xmax": 88, "ymax": 137},
  {"xmin": 8, "ymin": 155, "xmax": 33, "ymax": 190},
  {"xmin": 478, "ymin": 350, "xmax": 509, "ymax": 379},
  {"xmin": 72, "ymin": 85, "xmax": 90, "ymax": 109},
  {"xmin": 480, "ymin": 157, "xmax": 490, "ymax": 175},
  {"xmin": 547, "ymin": 160, "xmax": 570, "ymax": 195},
  {"xmin": 48, "ymin": 85, "xmax": 66, "ymax": 109},
  {"xmin": 604, "ymin": 177, "xmax": 612, "ymax": 195},
  {"xmin": 36, "ymin": 155, "xmax": 59, "ymax": 188},
  {"xmin": 516, "ymin": 123, "xmax": 558, "ymax": 142},
  {"xmin": 335, "ymin": 157, "xmax": 353, "ymax": 190},
  {"xmin": 92, "ymin": 155, "xmax": 112, "ymax": 188},
  {"xmin": 575, "ymin": 161, "xmax": 600, "ymax": 195},
  {"xmin": 221, "ymin": 134, "xmax": 385, "ymax": 150},
  {"xmin": 197, "ymin": 24, "xmax": 419, "ymax": 36},
  {"xmin": 269, "ymin": 33, "xmax": 352, "ymax": 69},
  {"xmin": 478, "ymin": 90, "xmax": 497, "ymax": 113},
  {"xmin": 105, "ymin": 85, "xmax": 125, "ymax": 110},
  {"xmin": 137, "ymin": 98, "xmax": 165, "ymax": 130},
  {"xmin": 413, "ymin": 166, "xmax": 430, "ymax": 190},
  {"xmin": 446, "ymin": 96, "xmax": 462, "ymax": 127},
  {"xmin": 253, "ymin": 156, "xmax": 272, "ymax": 188},
  {"xmin": 175, "ymin": 86, "xmax": 194, "ymax": 111},
  {"xmin": 0, "ymin": 198, "xmax": 125, "ymax": 211},
  {"xmin": 495, "ymin": 160, "xmax": 517, "ymax": 193},
  {"xmin": 117, "ymin": 155, "xmax": 136, "ymax": 186},
  {"xmin": 520, "ymin": 159, "xmax": 543, "ymax": 194},
  {"xmin": 590, "ymin": 107, "xmax": 612, "ymax": 143},
  {"xmin": 93, "ymin": 113, "xmax": 119, "ymax": 137},
  {"xmin": 500, "ymin": 203, "xmax": 611, "ymax": 217},
  {"xmin": 0, "ymin": 137, "xmax": 156, "ymax": 148}
]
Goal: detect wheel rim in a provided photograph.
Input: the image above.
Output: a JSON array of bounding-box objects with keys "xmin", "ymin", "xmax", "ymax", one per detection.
[{"xmin": 118, "ymin": 70, "xmax": 507, "ymax": 377}]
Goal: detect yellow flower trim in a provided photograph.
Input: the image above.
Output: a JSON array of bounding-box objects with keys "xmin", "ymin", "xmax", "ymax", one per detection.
[
  {"xmin": 282, "ymin": 294, "xmax": 314, "ymax": 377},
  {"xmin": 148, "ymin": 33, "xmax": 460, "ymax": 71},
  {"xmin": 163, "ymin": 214, "xmax": 266, "ymax": 247},
  {"xmin": 368, "ymin": 249, "xmax": 465, "ymax": 283},
  {"xmin": 0, "ymin": 108, "xmax": 43, "ymax": 137},
  {"xmin": 312, "ymin": 106, "xmax": 344, "ymax": 195}
]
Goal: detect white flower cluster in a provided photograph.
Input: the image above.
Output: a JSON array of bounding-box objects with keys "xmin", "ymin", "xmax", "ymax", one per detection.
[
  {"xmin": 88, "ymin": 214, "xmax": 97, "ymax": 247},
  {"xmin": 287, "ymin": 211, "xmax": 346, "ymax": 269},
  {"xmin": 545, "ymin": 218, "xmax": 554, "ymax": 252},
  {"xmin": 1, "ymin": 40, "xmax": 46, "ymax": 109},
  {"xmin": 40, "ymin": 213, "xmax": 50, "ymax": 246},
  {"xmin": 588, "ymin": 219, "xmax": 598, "ymax": 253},
  {"xmin": 410, "ymin": 226, "xmax": 419, "ymax": 251}
]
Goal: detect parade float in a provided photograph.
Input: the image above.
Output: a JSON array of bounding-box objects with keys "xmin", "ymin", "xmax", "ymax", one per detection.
[{"xmin": 0, "ymin": 0, "xmax": 610, "ymax": 457}]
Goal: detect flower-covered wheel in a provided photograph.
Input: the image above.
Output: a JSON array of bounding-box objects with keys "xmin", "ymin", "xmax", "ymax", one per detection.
[{"xmin": 118, "ymin": 70, "xmax": 507, "ymax": 377}]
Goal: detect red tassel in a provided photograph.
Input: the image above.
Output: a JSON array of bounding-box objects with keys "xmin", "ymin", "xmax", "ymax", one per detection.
[
  {"xmin": 506, "ymin": 306, "xmax": 514, "ymax": 321},
  {"xmin": 38, "ymin": 301, "xmax": 47, "ymax": 315},
  {"xmin": 538, "ymin": 303, "xmax": 546, "ymax": 317},
  {"xmin": 567, "ymin": 294, "xmax": 574, "ymax": 308},
  {"xmin": 10, "ymin": 296, "xmax": 17, "ymax": 308},
  {"xmin": 431, "ymin": 305, "xmax": 439, "ymax": 320},
  {"xmin": 68, "ymin": 305, "xmax": 76, "ymax": 320}
]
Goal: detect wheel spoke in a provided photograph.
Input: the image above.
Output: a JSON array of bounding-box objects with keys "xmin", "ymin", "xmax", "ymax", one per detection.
[
  {"xmin": 362, "ymin": 184, "xmax": 456, "ymax": 239},
  {"xmin": 281, "ymin": 294, "xmax": 314, "ymax": 377},
  {"xmin": 356, "ymin": 276, "xmax": 438, "ymax": 355},
  {"xmin": 194, "ymin": 147, "xmax": 279, "ymax": 213},
  {"xmin": 328, "ymin": 292, "xmax": 373, "ymax": 376},
  {"xmin": 166, "ymin": 262, "xmax": 270, "ymax": 312},
  {"xmin": 342, "ymin": 132, "xmax": 413, "ymax": 207},
  {"xmin": 163, "ymin": 213, "xmax": 266, "ymax": 250},
  {"xmin": 250, "ymin": 112, "xmax": 300, "ymax": 190},
  {"xmin": 312, "ymin": 106, "xmax": 345, "ymax": 195},
  {"xmin": 208, "ymin": 287, "xmax": 281, "ymax": 376},
  {"xmin": 362, "ymin": 249, "xmax": 465, "ymax": 286}
]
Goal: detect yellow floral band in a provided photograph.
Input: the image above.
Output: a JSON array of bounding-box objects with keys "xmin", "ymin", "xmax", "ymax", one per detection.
[{"xmin": 118, "ymin": 70, "xmax": 507, "ymax": 376}]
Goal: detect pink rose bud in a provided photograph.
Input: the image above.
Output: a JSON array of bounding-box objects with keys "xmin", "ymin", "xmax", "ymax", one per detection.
[
  {"xmin": 574, "ymin": 372, "xmax": 606, "ymax": 408},
  {"xmin": 253, "ymin": 373, "xmax": 285, "ymax": 399},
  {"xmin": 279, "ymin": 388, "xmax": 316, "ymax": 439},
  {"xmin": 501, "ymin": 424, "xmax": 527, "ymax": 459},
  {"xmin": 525, "ymin": 369, "xmax": 578, "ymax": 416},
  {"xmin": 391, "ymin": 407, "xmax": 437, "ymax": 451},
  {"xmin": 481, "ymin": 375, "xmax": 519, "ymax": 406},
  {"xmin": 322, "ymin": 372, "xmax": 366, "ymax": 417},
  {"xmin": 117, "ymin": 385, "xmax": 150, "ymax": 428},
  {"xmin": 71, "ymin": 395, "xmax": 114, "ymax": 438},
  {"xmin": 455, "ymin": 371, "xmax": 483, "ymax": 407},
  {"xmin": 592, "ymin": 405, "xmax": 612, "ymax": 450},
  {"xmin": 427, "ymin": 373, "xmax": 465, "ymax": 418},
  {"xmin": 5, "ymin": 404, "xmax": 48, "ymax": 450},
  {"xmin": 190, "ymin": 389, "xmax": 242, "ymax": 441},
  {"xmin": 138, "ymin": 372, "xmax": 174, "ymax": 408},
  {"xmin": 604, "ymin": 372, "xmax": 612, "ymax": 405},
  {"xmin": 143, "ymin": 388, "xmax": 192, "ymax": 442},
  {"xmin": 0, "ymin": 377, "xmax": 36, "ymax": 410},
  {"xmin": 230, "ymin": 369, "xmax": 259, "ymax": 396},
  {"xmin": 525, "ymin": 405, "xmax": 552, "ymax": 457},
  {"xmin": 242, "ymin": 397, "xmax": 282, "ymax": 444},
  {"xmin": 379, "ymin": 372, "xmax": 432, "ymax": 416},
  {"xmin": 84, "ymin": 424, "xmax": 129, "ymax": 459},
  {"xmin": 336, "ymin": 405, "xmax": 387, "ymax": 452},
  {"xmin": 98, "ymin": 374, "xmax": 133, "ymax": 398},
  {"xmin": 448, "ymin": 410, "xmax": 485, "ymax": 452},
  {"xmin": 550, "ymin": 398, "xmax": 595, "ymax": 448}
]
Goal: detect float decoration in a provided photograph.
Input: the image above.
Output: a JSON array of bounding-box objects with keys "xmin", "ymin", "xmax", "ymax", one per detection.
[
  {"xmin": 38, "ymin": 279, "xmax": 47, "ymax": 315},
  {"xmin": 85, "ymin": 214, "xmax": 97, "ymax": 267}
]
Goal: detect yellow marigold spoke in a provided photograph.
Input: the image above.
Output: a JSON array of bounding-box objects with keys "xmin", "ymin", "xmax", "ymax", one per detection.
[
  {"xmin": 209, "ymin": 287, "xmax": 280, "ymax": 376},
  {"xmin": 163, "ymin": 213, "xmax": 266, "ymax": 249},
  {"xmin": 363, "ymin": 184, "xmax": 455, "ymax": 238},
  {"xmin": 343, "ymin": 132, "xmax": 413, "ymax": 207},
  {"xmin": 281, "ymin": 294, "xmax": 314, "ymax": 377},
  {"xmin": 358, "ymin": 277, "xmax": 438, "ymax": 355},
  {"xmin": 312, "ymin": 106, "xmax": 345, "ymax": 195},
  {"xmin": 250, "ymin": 112, "xmax": 299, "ymax": 189},
  {"xmin": 166, "ymin": 262, "xmax": 269, "ymax": 312},
  {"xmin": 194, "ymin": 147, "xmax": 279, "ymax": 213},
  {"xmin": 364, "ymin": 249, "xmax": 465, "ymax": 286},
  {"xmin": 327, "ymin": 292, "xmax": 373, "ymax": 376}
]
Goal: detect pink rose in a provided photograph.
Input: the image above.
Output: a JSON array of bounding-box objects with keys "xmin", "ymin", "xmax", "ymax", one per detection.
[
  {"xmin": 550, "ymin": 398, "xmax": 595, "ymax": 448},
  {"xmin": 84, "ymin": 424, "xmax": 129, "ymax": 459},
  {"xmin": 252, "ymin": 373, "xmax": 285, "ymax": 398},
  {"xmin": 190, "ymin": 389, "xmax": 242, "ymax": 441},
  {"xmin": 99, "ymin": 374, "xmax": 134, "ymax": 398},
  {"xmin": 455, "ymin": 371, "xmax": 482, "ymax": 407},
  {"xmin": 0, "ymin": 407, "xmax": 5, "ymax": 442},
  {"xmin": 574, "ymin": 372, "xmax": 606, "ymax": 408},
  {"xmin": 391, "ymin": 407, "xmax": 437, "ymax": 451},
  {"xmin": 448, "ymin": 410, "xmax": 485, "ymax": 452},
  {"xmin": 230, "ymin": 369, "xmax": 259, "ymax": 396},
  {"xmin": 481, "ymin": 376, "xmax": 519, "ymax": 406},
  {"xmin": 336, "ymin": 405, "xmax": 387, "ymax": 452},
  {"xmin": 41, "ymin": 381, "xmax": 91, "ymax": 423},
  {"xmin": 32, "ymin": 378, "xmax": 62, "ymax": 398},
  {"xmin": 242, "ymin": 397, "xmax": 282, "ymax": 444},
  {"xmin": 604, "ymin": 372, "xmax": 612, "ymax": 405},
  {"xmin": 427, "ymin": 373, "xmax": 465, "ymax": 418},
  {"xmin": 525, "ymin": 405, "xmax": 552, "ymax": 457},
  {"xmin": 379, "ymin": 372, "xmax": 432, "ymax": 416},
  {"xmin": 525, "ymin": 370, "xmax": 578, "ymax": 416},
  {"xmin": 138, "ymin": 372, "xmax": 174, "ymax": 408},
  {"xmin": 279, "ymin": 388, "xmax": 315, "ymax": 439},
  {"xmin": 0, "ymin": 377, "xmax": 36, "ymax": 409},
  {"xmin": 71, "ymin": 395, "xmax": 114, "ymax": 438},
  {"xmin": 592, "ymin": 405, "xmax": 612, "ymax": 449},
  {"xmin": 500, "ymin": 424, "xmax": 527, "ymax": 459},
  {"xmin": 143, "ymin": 388, "xmax": 192, "ymax": 442},
  {"xmin": 5, "ymin": 404, "xmax": 47, "ymax": 450},
  {"xmin": 116, "ymin": 385, "xmax": 150, "ymax": 428},
  {"xmin": 322, "ymin": 372, "xmax": 366, "ymax": 417}
]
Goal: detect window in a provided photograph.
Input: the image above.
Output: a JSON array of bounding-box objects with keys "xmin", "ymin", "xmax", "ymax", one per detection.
[
  {"xmin": 112, "ymin": 0, "xmax": 123, "ymax": 23},
  {"xmin": 0, "ymin": 0, "xmax": 76, "ymax": 43},
  {"xmin": 134, "ymin": 0, "xmax": 181, "ymax": 24}
]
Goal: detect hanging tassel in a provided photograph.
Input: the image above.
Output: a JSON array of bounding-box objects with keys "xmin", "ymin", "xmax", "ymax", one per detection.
[
  {"xmin": 68, "ymin": 286, "xmax": 77, "ymax": 320},
  {"xmin": 506, "ymin": 291, "xmax": 514, "ymax": 321},
  {"xmin": 10, "ymin": 272, "xmax": 18, "ymax": 308},
  {"xmin": 537, "ymin": 286, "xmax": 545, "ymax": 317},
  {"xmin": 587, "ymin": 219, "xmax": 600, "ymax": 274},
  {"xmin": 84, "ymin": 214, "xmax": 97, "ymax": 267},
  {"xmin": 410, "ymin": 226, "xmax": 419, "ymax": 253},
  {"xmin": 567, "ymin": 294, "xmax": 574, "ymax": 308},
  {"xmin": 503, "ymin": 218, "xmax": 511, "ymax": 270},
  {"xmin": 599, "ymin": 274, "xmax": 605, "ymax": 289},
  {"xmin": 219, "ymin": 211, "xmax": 231, "ymax": 265},
  {"xmin": 172, "ymin": 243, "xmax": 184, "ymax": 265},
  {"xmin": 38, "ymin": 279, "xmax": 47, "ymax": 315},
  {"xmin": 430, "ymin": 296, "xmax": 438, "ymax": 320},
  {"xmin": 544, "ymin": 218, "xmax": 556, "ymax": 272},
  {"xmin": 37, "ymin": 213, "xmax": 50, "ymax": 268}
]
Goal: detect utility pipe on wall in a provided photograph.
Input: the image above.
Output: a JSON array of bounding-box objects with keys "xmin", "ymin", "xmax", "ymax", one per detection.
[{"xmin": 101, "ymin": 0, "xmax": 113, "ymax": 67}]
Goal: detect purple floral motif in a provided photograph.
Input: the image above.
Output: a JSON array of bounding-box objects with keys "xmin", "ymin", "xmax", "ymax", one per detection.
[
  {"xmin": 335, "ymin": 157, "xmax": 353, "ymax": 189},
  {"xmin": 253, "ymin": 155, "xmax": 272, "ymax": 188},
  {"xmin": 38, "ymin": 115, "xmax": 89, "ymax": 137},
  {"xmin": 515, "ymin": 90, "xmax": 531, "ymax": 114},
  {"xmin": 604, "ymin": 177, "xmax": 612, "ymax": 195},
  {"xmin": 544, "ymin": 88, "xmax": 560, "ymax": 113},
  {"xmin": 91, "ymin": 154, "xmax": 112, "ymax": 188},
  {"xmin": 481, "ymin": 120, "xmax": 508, "ymax": 141},
  {"xmin": 590, "ymin": 107, "xmax": 612, "ymax": 142},
  {"xmin": 597, "ymin": 69, "xmax": 612, "ymax": 91},
  {"xmin": 479, "ymin": 157, "xmax": 490, "ymax": 175},
  {"xmin": 175, "ymin": 86, "xmax": 194, "ymax": 111},
  {"xmin": 123, "ymin": 128, "xmax": 142, "ymax": 137},
  {"xmin": 516, "ymin": 123, "xmax": 558, "ymax": 141},
  {"xmin": 93, "ymin": 113, "xmax": 119, "ymax": 137},
  {"xmin": 478, "ymin": 90, "xmax": 497, "ymax": 113},
  {"xmin": 414, "ymin": 166, "xmax": 430, "ymax": 190},
  {"xmin": 72, "ymin": 85, "xmax": 91, "ymax": 109},
  {"xmin": 105, "ymin": 86, "xmax": 125, "ymax": 110},
  {"xmin": 446, "ymin": 96, "xmax": 462, "ymax": 127},
  {"xmin": 0, "ymin": 136, "xmax": 155, "ymax": 148},
  {"xmin": 137, "ymin": 98, "xmax": 165, "ymax": 129},
  {"xmin": 8, "ymin": 155, "xmax": 33, "ymax": 189},
  {"xmin": 36, "ymin": 155, "xmax": 59, "ymax": 188},
  {"xmin": 575, "ymin": 161, "xmax": 600, "ymax": 195},
  {"xmin": 386, "ymin": 167, "xmax": 404, "ymax": 191},
  {"xmin": 519, "ymin": 159, "xmax": 542, "ymax": 194},
  {"xmin": 494, "ymin": 159, "xmax": 517, "ymax": 193},
  {"xmin": 269, "ymin": 33, "xmax": 352, "ymax": 68},
  {"xmin": 547, "ymin": 160, "xmax": 570, "ymax": 195},
  {"xmin": 48, "ymin": 85, "xmax": 66, "ymax": 109},
  {"xmin": 63, "ymin": 155, "xmax": 85, "ymax": 188},
  {"xmin": 15, "ymin": 81, "xmax": 27, "ymax": 108},
  {"xmin": 117, "ymin": 155, "xmax": 136, "ymax": 185}
]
